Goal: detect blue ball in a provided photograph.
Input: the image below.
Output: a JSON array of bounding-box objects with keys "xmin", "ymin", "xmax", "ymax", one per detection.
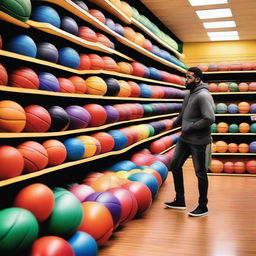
[
  {"xmin": 150, "ymin": 161, "xmax": 168, "ymax": 182},
  {"xmin": 108, "ymin": 130, "xmax": 128, "ymax": 150},
  {"xmin": 249, "ymin": 141, "xmax": 256, "ymax": 153},
  {"xmin": 109, "ymin": 160, "xmax": 137, "ymax": 172},
  {"xmin": 58, "ymin": 47, "xmax": 80, "ymax": 69},
  {"xmin": 228, "ymin": 103, "xmax": 238, "ymax": 114},
  {"xmin": 151, "ymin": 45, "xmax": 160, "ymax": 56},
  {"xmin": 68, "ymin": 231, "xmax": 98, "ymax": 256},
  {"xmin": 128, "ymin": 172, "xmax": 159, "ymax": 198},
  {"xmin": 63, "ymin": 138, "xmax": 85, "ymax": 160},
  {"xmin": 7, "ymin": 35, "xmax": 37, "ymax": 57},
  {"xmin": 38, "ymin": 72, "xmax": 60, "ymax": 92},
  {"xmin": 139, "ymin": 83, "xmax": 152, "ymax": 98},
  {"xmin": 143, "ymin": 66, "xmax": 150, "ymax": 78},
  {"xmin": 31, "ymin": 6, "xmax": 61, "ymax": 27},
  {"xmin": 37, "ymin": 42, "xmax": 59, "ymax": 63},
  {"xmin": 148, "ymin": 67, "xmax": 162, "ymax": 80},
  {"xmin": 114, "ymin": 23, "xmax": 124, "ymax": 36},
  {"xmin": 61, "ymin": 16, "xmax": 79, "ymax": 36}
]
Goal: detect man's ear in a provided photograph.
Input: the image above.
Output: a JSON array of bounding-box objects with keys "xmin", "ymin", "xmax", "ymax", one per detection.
[{"xmin": 195, "ymin": 77, "xmax": 200, "ymax": 83}]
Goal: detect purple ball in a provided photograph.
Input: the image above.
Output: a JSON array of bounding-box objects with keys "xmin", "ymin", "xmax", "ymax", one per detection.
[
  {"xmin": 249, "ymin": 141, "xmax": 256, "ymax": 153},
  {"xmin": 105, "ymin": 18, "xmax": 116, "ymax": 30},
  {"xmin": 114, "ymin": 23, "xmax": 124, "ymax": 36},
  {"xmin": 37, "ymin": 42, "xmax": 59, "ymax": 63},
  {"xmin": 250, "ymin": 103, "xmax": 256, "ymax": 113},
  {"xmin": 39, "ymin": 72, "xmax": 60, "ymax": 92},
  {"xmin": 154, "ymin": 154, "xmax": 170, "ymax": 166},
  {"xmin": 61, "ymin": 16, "xmax": 79, "ymax": 36},
  {"xmin": 65, "ymin": 105, "xmax": 91, "ymax": 129},
  {"xmin": 104, "ymin": 105, "xmax": 119, "ymax": 124},
  {"xmin": 143, "ymin": 66, "xmax": 150, "ymax": 78},
  {"xmin": 83, "ymin": 192, "xmax": 121, "ymax": 225}
]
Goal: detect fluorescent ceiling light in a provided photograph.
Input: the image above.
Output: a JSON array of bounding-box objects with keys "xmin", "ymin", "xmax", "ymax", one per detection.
[
  {"xmin": 209, "ymin": 35, "xmax": 239, "ymax": 41},
  {"xmin": 196, "ymin": 8, "xmax": 232, "ymax": 19},
  {"xmin": 203, "ymin": 21, "xmax": 236, "ymax": 29},
  {"xmin": 207, "ymin": 31, "xmax": 238, "ymax": 37},
  {"xmin": 188, "ymin": 0, "xmax": 228, "ymax": 6}
]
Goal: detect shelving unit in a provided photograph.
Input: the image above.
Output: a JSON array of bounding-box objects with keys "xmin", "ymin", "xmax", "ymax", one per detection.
[{"xmin": 0, "ymin": 10, "xmax": 30, "ymax": 28}]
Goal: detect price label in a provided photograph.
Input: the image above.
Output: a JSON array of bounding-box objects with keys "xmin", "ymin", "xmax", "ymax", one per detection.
[{"xmin": 251, "ymin": 116, "xmax": 256, "ymax": 121}]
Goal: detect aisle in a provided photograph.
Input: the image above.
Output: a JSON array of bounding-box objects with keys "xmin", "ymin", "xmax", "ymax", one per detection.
[{"xmin": 99, "ymin": 159, "xmax": 256, "ymax": 256}]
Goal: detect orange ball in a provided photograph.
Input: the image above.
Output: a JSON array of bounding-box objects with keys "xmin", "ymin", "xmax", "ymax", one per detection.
[
  {"xmin": 87, "ymin": 54, "xmax": 104, "ymax": 70},
  {"xmin": 208, "ymin": 83, "xmax": 218, "ymax": 92},
  {"xmin": 79, "ymin": 202, "xmax": 113, "ymax": 245},
  {"xmin": 248, "ymin": 82, "xmax": 256, "ymax": 91},
  {"xmin": 17, "ymin": 141, "xmax": 48, "ymax": 173},
  {"xmin": 79, "ymin": 26, "xmax": 97, "ymax": 42},
  {"xmin": 215, "ymin": 140, "xmax": 228, "ymax": 153},
  {"xmin": 120, "ymin": 1, "xmax": 132, "ymax": 17},
  {"xmin": 117, "ymin": 80, "xmax": 131, "ymax": 97},
  {"xmin": 85, "ymin": 76, "xmax": 107, "ymax": 95},
  {"xmin": 83, "ymin": 104, "xmax": 107, "ymax": 126},
  {"xmin": 133, "ymin": 32, "xmax": 145, "ymax": 47},
  {"xmin": 239, "ymin": 122, "xmax": 250, "ymax": 133},
  {"xmin": 230, "ymin": 61, "xmax": 241, "ymax": 71},
  {"xmin": 78, "ymin": 54, "xmax": 91, "ymax": 70},
  {"xmin": 92, "ymin": 132, "xmax": 115, "ymax": 153},
  {"xmin": 211, "ymin": 143, "xmax": 216, "ymax": 153},
  {"xmin": 96, "ymin": 33, "xmax": 113, "ymax": 48},
  {"xmin": 208, "ymin": 159, "xmax": 223, "ymax": 173},
  {"xmin": 216, "ymin": 122, "xmax": 229, "ymax": 133},
  {"xmin": 89, "ymin": 9, "xmax": 106, "ymax": 24},
  {"xmin": 58, "ymin": 78, "xmax": 76, "ymax": 93},
  {"xmin": 68, "ymin": 76, "xmax": 87, "ymax": 94},
  {"xmin": 101, "ymin": 56, "xmax": 117, "ymax": 71},
  {"xmin": 234, "ymin": 161, "xmax": 245, "ymax": 174},
  {"xmin": 116, "ymin": 62, "xmax": 133, "ymax": 74},
  {"xmin": 42, "ymin": 139, "xmax": 67, "ymax": 166},
  {"xmin": 238, "ymin": 102, "xmax": 250, "ymax": 114},
  {"xmin": 241, "ymin": 62, "xmax": 252, "ymax": 70},
  {"xmin": 223, "ymin": 161, "xmax": 234, "ymax": 173},
  {"xmin": 238, "ymin": 143, "xmax": 249, "ymax": 153},
  {"xmin": 238, "ymin": 82, "xmax": 249, "ymax": 92},
  {"xmin": 208, "ymin": 63, "xmax": 218, "ymax": 71},
  {"xmin": 246, "ymin": 160, "xmax": 256, "ymax": 174},
  {"xmin": 218, "ymin": 82, "xmax": 229, "ymax": 92},
  {"xmin": 197, "ymin": 63, "xmax": 208, "ymax": 72},
  {"xmin": 82, "ymin": 172, "xmax": 104, "ymax": 185},
  {"xmin": 123, "ymin": 27, "xmax": 136, "ymax": 41},
  {"xmin": 227, "ymin": 143, "xmax": 238, "ymax": 153},
  {"xmin": 76, "ymin": 135, "xmax": 97, "ymax": 158},
  {"xmin": 0, "ymin": 100, "xmax": 26, "ymax": 132},
  {"xmin": 218, "ymin": 62, "xmax": 230, "ymax": 71},
  {"xmin": 0, "ymin": 145, "xmax": 24, "ymax": 180},
  {"xmin": 14, "ymin": 183, "xmax": 55, "ymax": 222}
]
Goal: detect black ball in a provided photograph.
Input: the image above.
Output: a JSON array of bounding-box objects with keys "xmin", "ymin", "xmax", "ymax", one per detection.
[
  {"xmin": 105, "ymin": 78, "xmax": 120, "ymax": 96},
  {"xmin": 72, "ymin": 0, "xmax": 89, "ymax": 12},
  {"xmin": 48, "ymin": 106, "xmax": 70, "ymax": 131}
]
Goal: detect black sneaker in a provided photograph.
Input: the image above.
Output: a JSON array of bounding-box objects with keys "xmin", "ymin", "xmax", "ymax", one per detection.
[
  {"xmin": 164, "ymin": 199, "xmax": 186, "ymax": 210},
  {"xmin": 188, "ymin": 206, "xmax": 208, "ymax": 217}
]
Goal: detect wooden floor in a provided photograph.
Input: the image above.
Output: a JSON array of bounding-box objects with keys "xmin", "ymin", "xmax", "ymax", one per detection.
[{"xmin": 99, "ymin": 159, "xmax": 256, "ymax": 256}]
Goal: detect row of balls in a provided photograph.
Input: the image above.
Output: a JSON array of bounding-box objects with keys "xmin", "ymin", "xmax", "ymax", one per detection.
[
  {"xmin": 0, "ymin": 99, "xmax": 181, "ymax": 133},
  {"xmin": 212, "ymin": 141, "xmax": 256, "ymax": 153},
  {"xmin": 208, "ymin": 82, "xmax": 256, "ymax": 92},
  {"xmin": 198, "ymin": 62, "xmax": 256, "ymax": 72},
  {"xmin": 211, "ymin": 122, "xmax": 256, "ymax": 133},
  {"xmin": 0, "ymin": 117, "xmax": 176, "ymax": 179},
  {"xmin": 0, "ymin": 64, "xmax": 185, "ymax": 97},
  {"xmin": 209, "ymin": 159, "xmax": 256, "ymax": 174},
  {"xmin": 215, "ymin": 102, "xmax": 256, "ymax": 114}
]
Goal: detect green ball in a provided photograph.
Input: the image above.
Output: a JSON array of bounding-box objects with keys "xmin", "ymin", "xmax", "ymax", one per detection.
[
  {"xmin": 0, "ymin": 207, "xmax": 38, "ymax": 255},
  {"xmin": 229, "ymin": 123, "xmax": 239, "ymax": 133},
  {"xmin": 250, "ymin": 123, "xmax": 256, "ymax": 133},
  {"xmin": 229, "ymin": 82, "xmax": 238, "ymax": 92},
  {"xmin": 131, "ymin": 7, "xmax": 140, "ymax": 19},
  {"xmin": 142, "ymin": 104, "xmax": 153, "ymax": 116},
  {"xmin": 0, "ymin": 0, "xmax": 31, "ymax": 22},
  {"xmin": 216, "ymin": 103, "xmax": 228, "ymax": 114},
  {"xmin": 211, "ymin": 123, "xmax": 217, "ymax": 133},
  {"xmin": 146, "ymin": 124, "xmax": 155, "ymax": 137},
  {"xmin": 47, "ymin": 188, "xmax": 83, "ymax": 236}
]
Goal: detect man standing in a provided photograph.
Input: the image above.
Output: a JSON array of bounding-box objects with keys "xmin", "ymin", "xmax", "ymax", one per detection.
[{"xmin": 165, "ymin": 67, "xmax": 215, "ymax": 217}]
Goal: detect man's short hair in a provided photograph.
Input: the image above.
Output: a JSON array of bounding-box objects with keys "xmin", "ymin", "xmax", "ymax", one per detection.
[{"xmin": 188, "ymin": 67, "xmax": 203, "ymax": 80}]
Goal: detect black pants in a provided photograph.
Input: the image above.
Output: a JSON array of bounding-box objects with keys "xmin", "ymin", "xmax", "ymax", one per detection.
[{"xmin": 170, "ymin": 139, "xmax": 211, "ymax": 207}]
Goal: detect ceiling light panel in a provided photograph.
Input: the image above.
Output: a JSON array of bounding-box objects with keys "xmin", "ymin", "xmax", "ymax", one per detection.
[
  {"xmin": 188, "ymin": 0, "xmax": 228, "ymax": 6},
  {"xmin": 196, "ymin": 8, "xmax": 232, "ymax": 19},
  {"xmin": 207, "ymin": 31, "xmax": 238, "ymax": 37},
  {"xmin": 203, "ymin": 21, "xmax": 236, "ymax": 28},
  {"xmin": 209, "ymin": 35, "xmax": 239, "ymax": 41}
]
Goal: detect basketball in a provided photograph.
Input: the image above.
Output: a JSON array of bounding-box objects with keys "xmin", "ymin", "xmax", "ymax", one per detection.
[
  {"xmin": 143, "ymin": 39, "xmax": 153, "ymax": 51},
  {"xmin": 0, "ymin": 145, "xmax": 24, "ymax": 180},
  {"xmin": 238, "ymin": 143, "xmax": 249, "ymax": 153},
  {"xmin": 105, "ymin": 78, "xmax": 120, "ymax": 96},
  {"xmin": 246, "ymin": 160, "xmax": 256, "ymax": 174},
  {"xmin": 79, "ymin": 26, "xmax": 97, "ymax": 42},
  {"xmin": 123, "ymin": 27, "xmax": 136, "ymax": 41},
  {"xmin": 133, "ymin": 32, "xmax": 145, "ymax": 47},
  {"xmin": 238, "ymin": 82, "xmax": 249, "ymax": 92},
  {"xmin": 250, "ymin": 104, "xmax": 256, "ymax": 113},
  {"xmin": 61, "ymin": 16, "xmax": 79, "ymax": 35},
  {"xmin": 208, "ymin": 159, "xmax": 223, "ymax": 173},
  {"xmin": 116, "ymin": 62, "xmax": 133, "ymax": 74},
  {"xmin": 58, "ymin": 78, "xmax": 76, "ymax": 93},
  {"xmin": 73, "ymin": 0, "xmax": 89, "ymax": 11},
  {"xmin": 234, "ymin": 161, "xmax": 245, "ymax": 174},
  {"xmin": 227, "ymin": 103, "xmax": 238, "ymax": 114},
  {"xmin": 208, "ymin": 63, "xmax": 218, "ymax": 71},
  {"xmin": 249, "ymin": 141, "xmax": 256, "ymax": 153},
  {"xmin": 239, "ymin": 122, "xmax": 250, "ymax": 133},
  {"xmin": 0, "ymin": 100, "xmax": 26, "ymax": 132},
  {"xmin": 229, "ymin": 82, "xmax": 238, "ymax": 92},
  {"xmin": 63, "ymin": 138, "xmax": 85, "ymax": 160},
  {"xmin": 238, "ymin": 102, "xmax": 250, "ymax": 114},
  {"xmin": 217, "ymin": 122, "xmax": 229, "ymax": 133},
  {"xmin": 131, "ymin": 62, "xmax": 145, "ymax": 77},
  {"xmin": 223, "ymin": 161, "xmax": 234, "ymax": 173},
  {"xmin": 42, "ymin": 139, "xmax": 67, "ymax": 166},
  {"xmin": 68, "ymin": 76, "xmax": 87, "ymax": 94},
  {"xmin": 104, "ymin": 105, "xmax": 119, "ymax": 123},
  {"xmin": 83, "ymin": 104, "xmax": 107, "ymax": 127},
  {"xmin": 96, "ymin": 33, "xmax": 113, "ymax": 48},
  {"xmin": 216, "ymin": 103, "xmax": 227, "ymax": 114},
  {"xmin": 215, "ymin": 140, "xmax": 228, "ymax": 153},
  {"xmin": 17, "ymin": 141, "xmax": 48, "ymax": 173},
  {"xmin": 197, "ymin": 63, "xmax": 208, "ymax": 72},
  {"xmin": 92, "ymin": 132, "xmax": 115, "ymax": 153},
  {"xmin": 37, "ymin": 42, "xmax": 59, "ymax": 63},
  {"xmin": 87, "ymin": 54, "xmax": 104, "ymax": 70},
  {"xmin": 89, "ymin": 9, "xmax": 106, "ymax": 23},
  {"xmin": 0, "ymin": 64, "xmax": 8, "ymax": 85},
  {"xmin": 230, "ymin": 61, "xmax": 241, "ymax": 71},
  {"xmin": 79, "ymin": 54, "xmax": 91, "ymax": 70},
  {"xmin": 48, "ymin": 106, "xmax": 70, "ymax": 131},
  {"xmin": 218, "ymin": 82, "xmax": 229, "ymax": 92},
  {"xmin": 114, "ymin": 23, "xmax": 124, "ymax": 35},
  {"xmin": 58, "ymin": 47, "xmax": 80, "ymax": 69},
  {"xmin": 227, "ymin": 143, "xmax": 238, "ymax": 153},
  {"xmin": 108, "ymin": 130, "xmax": 128, "ymax": 150},
  {"xmin": 39, "ymin": 72, "xmax": 60, "ymax": 92},
  {"xmin": 105, "ymin": 18, "xmax": 115, "ymax": 30},
  {"xmin": 128, "ymin": 81, "xmax": 141, "ymax": 97},
  {"xmin": 76, "ymin": 135, "xmax": 97, "ymax": 158},
  {"xmin": 14, "ymin": 183, "xmax": 55, "ymax": 222},
  {"xmin": 24, "ymin": 105, "xmax": 51, "ymax": 132},
  {"xmin": 208, "ymin": 83, "xmax": 218, "ymax": 92},
  {"xmin": 218, "ymin": 62, "xmax": 230, "ymax": 71},
  {"xmin": 248, "ymin": 82, "xmax": 256, "ymax": 91},
  {"xmin": 85, "ymin": 76, "xmax": 107, "ymax": 95},
  {"xmin": 117, "ymin": 80, "xmax": 131, "ymax": 97},
  {"xmin": 102, "ymin": 56, "xmax": 117, "ymax": 71}
]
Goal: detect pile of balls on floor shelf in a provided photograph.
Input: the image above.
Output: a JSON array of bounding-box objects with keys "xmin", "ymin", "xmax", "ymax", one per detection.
[{"xmin": 0, "ymin": 148, "xmax": 175, "ymax": 256}]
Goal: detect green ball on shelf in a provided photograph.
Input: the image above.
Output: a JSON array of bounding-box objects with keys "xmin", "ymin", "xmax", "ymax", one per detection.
[
  {"xmin": 211, "ymin": 123, "xmax": 217, "ymax": 133},
  {"xmin": 229, "ymin": 82, "xmax": 238, "ymax": 92},
  {"xmin": 229, "ymin": 123, "xmax": 239, "ymax": 133}
]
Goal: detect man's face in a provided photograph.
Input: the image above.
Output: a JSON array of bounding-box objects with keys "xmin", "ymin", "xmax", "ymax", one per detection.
[{"xmin": 185, "ymin": 71, "xmax": 200, "ymax": 89}]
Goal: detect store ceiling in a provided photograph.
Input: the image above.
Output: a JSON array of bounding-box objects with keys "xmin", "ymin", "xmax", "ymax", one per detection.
[{"xmin": 140, "ymin": 0, "xmax": 256, "ymax": 42}]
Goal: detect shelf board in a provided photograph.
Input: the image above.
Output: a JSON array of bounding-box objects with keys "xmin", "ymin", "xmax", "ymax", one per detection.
[
  {"xmin": 159, "ymin": 144, "xmax": 177, "ymax": 155},
  {"xmin": 211, "ymin": 92, "xmax": 256, "ymax": 95},
  {"xmin": 212, "ymin": 153, "xmax": 256, "ymax": 156},
  {"xmin": 34, "ymin": 0, "xmax": 186, "ymax": 73},
  {"xmin": 0, "ymin": 112, "xmax": 179, "ymax": 138},
  {"xmin": 203, "ymin": 70, "xmax": 256, "ymax": 75},
  {"xmin": 91, "ymin": 0, "xmax": 131, "ymax": 24},
  {"xmin": 131, "ymin": 18, "xmax": 182, "ymax": 59},
  {"xmin": 215, "ymin": 114, "xmax": 254, "ymax": 116},
  {"xmin": 208, "ymin": 172, "xmax": 256, "ymax": 177},
  {"xmin": 0, "ymin": 86, "xmax": 183, "ymax": 103},
  {"xmin": 0, "ymin": 11, "xmax": 30, "ymax": 28},
  {"xmin": 0, "ymin": 127, "xmax": 180, "ymax": 187},
  {"xmin": 212, "ymin": 133, "xmax": 256, "ymax": 135}
]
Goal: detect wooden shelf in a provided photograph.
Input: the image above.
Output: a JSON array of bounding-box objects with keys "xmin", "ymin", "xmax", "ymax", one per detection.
[
  {"xmin": 208, "ymin": 172, "xmax": 256, "ymax": 177},
  {"xmin": 0, "ymin": 127, "xmax": 180, "ymax": 187},
  {"xmin": 35, "ymin": 0, "xmax": 186, "ymax": 73},
  {"xmin": 90, "ymin": 0, "xmax": 131, "ymax": 24},
  {"xmin": 204, "ymin": 70, "xmax": 256, "ymax": 75},
  {"xmin": 0, "ymin": 50, "xmax": 184, "ymax": 88},
  {"xmin": 159, "ymin": 144, "xmax": 177, "ymax": 155},
  {"xmin": 0, "ymin": 112, "xmax": 179, "ymax": 138},
  {"xmin": 131, "ymin": 18, "xmax": 182, "ymax": 59},
  {"xmin": 215, "ymin": 114, "xmax": 254, "ymax": 117},
  {"xmin": 211, "ymin": 92, "xmax": 256, "ymax": 95},
  {"xmin": 0, "ymin": 86, "xmax": 184, "ymax": 103},
  {"xmin": 212, "ymin": 153, "xmax": 256, "ymax": 156},
  {"xmin": 0, "ymin": 11, "xmax": 30, "ymax": 28},
  {"xmin": 212, "ymin": 133, "xmax": 256, "ymax": 135}
]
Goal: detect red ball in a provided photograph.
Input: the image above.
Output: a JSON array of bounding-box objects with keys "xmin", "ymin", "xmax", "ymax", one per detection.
[
  {"xmin": 122, "ymin": 181, "xmax": 152, "ymax": 214},
  {"xmin": 88, "ymin": 54, "xmax": 104, "ymax": 70},
  {"xmin": 223, "ymin": 161, "xmax": 234, "ymax": 173},
  {"xmin": 17, "ymin": 141, "xmax": 48, "ymax": 173},
  {"xmin": 143, "ymin": 39, "xmax": 153, "ymax": 51},
  {"xmin": 89, "ymin": 9, "xmax": 106, "ymax": 24},
  {"xmin": 246, "ymin": 160, "xmax": 256, "ymax": 174},
  {"xmin": 14, "ymin": 183, "xmax": 55, "ymax": 222},
  {"xmin": 234, "ymin": 161, "xmax": 245, "ymax": 174},
  {"xmin": 42, "ymin": 139, "xmax": 67, "ymax": 166},
  {"xmin": 119, "ymin": 127, "xmax": 138, "ymax": 145},
  {"xmin": 92, "ymin": 132, "xmax": 115, "ymax": 153},
  {"xmin": 83, "ymin": 104, "xmax": 107, "ymax": 126},
  {"xmin": 68, "ymin": 76, "xmax": 87, "ymax": 94},
  {"xmin": 107, "ymin": 187, "xmax": 138, "ymax": 225},
  {"xmin": 30, "ymin": 236, "xmax": 75, "ymax": 256},
  {"xmin": 69, "ymin": 184, "xmax": 95, "ymax": 202},
  {"xmin": 24, "ymin": 105, "xmax": 51, "ymax": 132},
  {"xmin": 230, "ymin": 61, "xmax": 241, "ymax": 71},
  {"xmin": 78, "ymin": 54, "xmax": 91, "ymax": 70},
  {"xmin": 112, "ymin": 104, "xmax": 130, "ymax": 121},
  {"xmin": 79, "ymin": 26, "xmax": 97, "ymax": 42},
  {"xmin": 127, "ymin": 82, "xmax": 140, "ymax": 98},
  {"xmin": 0, "ymin": 145, "xmax": 24, "ymax": 180},
  {"xmin": 131, "ymin": 62, "xmax": 145, "ymax": 77},
  {"xmin": 102, "ymin": 56, "xmax": 117, "ymax": 71},
  {"xmin": 58, "ymin": 78, "xmax": 76, "ymax": 93},
  {"xmin": 0, "ymin": 63, "xmax": 8, "ymax": 85},
  {"xmin": 131, "ymin": 152, "xmax": 158, "ymax": 166},
  {"xmin": 96, "ymin": 33, "xmax": 113, "ymax": 48},
  {"xmin": 9, "ymin": 67, "xmax": 39, "ymax": 89},
  {"xmin": 149, "ymin": 140, "xmax": 167, "ymax": 154}
]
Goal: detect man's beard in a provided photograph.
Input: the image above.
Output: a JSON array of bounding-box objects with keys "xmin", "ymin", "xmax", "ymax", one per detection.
[{"xmin": 185, "ymin": 82, "xmax": 196, "ymax": 90}]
